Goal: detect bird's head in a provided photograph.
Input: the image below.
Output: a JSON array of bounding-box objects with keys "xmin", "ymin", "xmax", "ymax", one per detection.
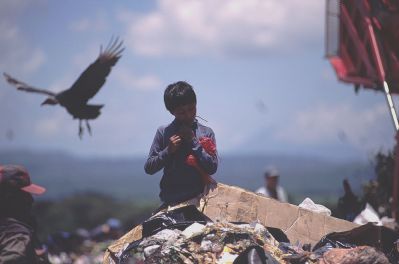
[{"xmin": 41, "ymin": 97, "xmax": 58, "ymax": 106}]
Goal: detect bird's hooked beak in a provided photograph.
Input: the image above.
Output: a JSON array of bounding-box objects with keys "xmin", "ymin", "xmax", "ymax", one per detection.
[{"xmin": 41, "ymin": 97, "xmax": 58, "ymax": 106}]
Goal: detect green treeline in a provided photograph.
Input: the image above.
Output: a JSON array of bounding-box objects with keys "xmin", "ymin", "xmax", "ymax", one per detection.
[{"xmin": 33, "ymin": 192, "xmax": 157, "ymax": 241}]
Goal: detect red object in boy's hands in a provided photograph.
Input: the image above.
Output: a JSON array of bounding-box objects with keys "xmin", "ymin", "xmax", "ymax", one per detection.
[{"xmin": 186, "ymin": 137, "xmax": 217, "ymax": 185}]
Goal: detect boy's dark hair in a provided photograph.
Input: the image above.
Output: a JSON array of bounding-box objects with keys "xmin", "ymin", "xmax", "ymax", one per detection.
[{"xmin": 164, "ymin": 81, "xmax": 196, "ymax": 112}]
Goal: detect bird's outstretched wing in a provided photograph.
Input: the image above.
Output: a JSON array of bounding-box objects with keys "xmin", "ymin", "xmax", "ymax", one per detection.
[
  {"xmin": 67, "ymin": 37, "xmax": 124, "ymax": 103},
  {"xmin": 3, "ymin": 72, "xmax": 56, "ymax": 97}
]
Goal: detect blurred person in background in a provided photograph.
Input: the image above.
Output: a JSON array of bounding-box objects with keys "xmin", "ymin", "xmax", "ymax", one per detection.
[
  {"xmin": 256, "ymin": 166, "xmax": 288, "ymax": 202},
  {"xmin": 90, "ymin": 218, "xmax": 123, "ymax": 242},
  {"xmin": 0, "ymin": 164, "xmax": 49, "ymax": 264},
  {"xmin": 337, "ymin": 179, "xmax": 361, "ymax": 221}
]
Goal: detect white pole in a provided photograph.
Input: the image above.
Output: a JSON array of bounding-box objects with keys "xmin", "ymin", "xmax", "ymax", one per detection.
[{"xmin": 383, "ymin": 81, "xmax": 399, "ymax": 131}]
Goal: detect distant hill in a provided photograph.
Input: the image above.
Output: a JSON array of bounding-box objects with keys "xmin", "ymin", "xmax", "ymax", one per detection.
[{"xmin": 0, "ymin": 150, "xmax": 374, "ymax": 204}]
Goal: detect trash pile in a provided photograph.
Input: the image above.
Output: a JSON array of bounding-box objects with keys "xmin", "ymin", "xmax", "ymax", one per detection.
[
  {"xmin": 48, "ymin": 239, "xmax": 109, "ymax": 264},
  {"xmin": 107, "ymin": 205, "xmax": 397, "ymax": 264},
  {"xmin": 122, "ymin": 221, "xmax": 285, "ymax": 263}
]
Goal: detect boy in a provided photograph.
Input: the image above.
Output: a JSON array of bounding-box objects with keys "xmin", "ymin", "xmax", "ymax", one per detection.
[{"xmin": 144, "ymin": 81, "xmax": 218, "ymax": 205}]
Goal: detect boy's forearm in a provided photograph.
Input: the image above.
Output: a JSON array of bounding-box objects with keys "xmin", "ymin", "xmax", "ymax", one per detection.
[
  {"xmin": 145, "ymin": 128, "xmax": 169, "ymax": 175},
  {"xmin": 144, "ymin": 148, "xmax": 169, "ymax": 174}
]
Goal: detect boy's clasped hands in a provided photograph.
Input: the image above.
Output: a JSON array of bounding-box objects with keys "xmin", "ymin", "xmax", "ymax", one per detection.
[{"xmin": 168, "ymin": 125, "xmax": 194, "ymax": 154}]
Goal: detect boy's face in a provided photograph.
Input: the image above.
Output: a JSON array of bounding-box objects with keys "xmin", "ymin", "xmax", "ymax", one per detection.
[{"xmin": 172, "ymin": 103, "xmax": 197, "ymax": 125}]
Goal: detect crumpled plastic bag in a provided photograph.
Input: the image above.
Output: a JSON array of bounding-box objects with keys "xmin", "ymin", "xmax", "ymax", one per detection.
[
  {"xmin": 182, "ymin": 222, "xmax": 206, "ymax": 238},
  {"xmin": 298, "ymin": 197, "xmax": 331, "ymax": 216},
  {"xmin": 142, "ymin": 204, "xmax": 212, "ymax": 237},
  {"xmin": 353, "ymin": 203, "xmax": 382, "ymax": 226}
]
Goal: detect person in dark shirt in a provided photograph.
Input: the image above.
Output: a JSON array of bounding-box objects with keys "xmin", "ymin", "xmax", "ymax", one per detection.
[
  {"xmin": 337, "ymin": 179, "xmax": 361, "ymax": 221},
  {"xmin": 0, "ymin": 164, "xmax": 49, "ymax": 264},
  {"xmin": 144, "ymin": 81, "xmax": 218, "ymax": 205}
]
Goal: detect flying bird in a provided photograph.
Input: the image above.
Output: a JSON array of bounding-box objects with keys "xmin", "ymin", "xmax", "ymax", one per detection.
[{"xmin": 3, "ymin": 37, "xmax": 124, "ymax": 138}]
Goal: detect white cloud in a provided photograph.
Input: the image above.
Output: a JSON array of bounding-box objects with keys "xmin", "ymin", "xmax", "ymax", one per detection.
[
  {"xmin": 68, "ymin": 11, "xmax": 109, "ymax": 33},
  {"xmin": 48, "ymin": 74, "xmax": 74, "ymax": 93},
  {"xmin": 114, "ymin": 67, "xmax": 162, "ymax": 91},
  {"xmin": 34, "ymin": 112, "xmax": 71, "ymax": 138},
  {"xmin": 72, "ymin": 44, "xmax": 100, "ymax": 69},
  {"xmin": 119, "ymin": 0, "xmax": 324, "ymax": 57},
  {"xmin": 211, "ymin": 122, "xmax": 250, "ymax": 151},
  {"xmin": 275, "ymin": 103, "xmax": 394, "ymax": 150},
  {"xmin": 0, "ymin": 0, "xmax": 46, "ymax": 74},
  {"xmin": 322, "ymin": 66, "xmax": 336, "ymax": 81},
  {"xmin": 69, "ymin": 19, "xmax": 91, "ymax": 32},
  {"xmin": 22, "ymin": 49, "xmax": 46, "ymax": 73},
  {"xmin": 0, "ymin": 0, "xmax": 34, "ymax": 17},
  {"xmin": 35, "ymin": 118, "xmax": 59, "ymax": 136}
]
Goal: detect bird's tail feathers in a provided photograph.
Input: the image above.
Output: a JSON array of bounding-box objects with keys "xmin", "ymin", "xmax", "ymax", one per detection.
[{"xmin": 80, "ymin": 104, "xmax": 104, "ymax": 119}]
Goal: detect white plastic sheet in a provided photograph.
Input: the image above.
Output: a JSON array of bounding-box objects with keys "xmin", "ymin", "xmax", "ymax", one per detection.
[{"xmin": 298, "ymin": 197, "xmax": 332, "ymax": 216}]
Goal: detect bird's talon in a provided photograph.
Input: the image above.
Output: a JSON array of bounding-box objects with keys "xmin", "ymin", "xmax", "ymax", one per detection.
[
  {"xmin": 86, "ymin": 121, "xmax": 92, "ymax": 136},
  {"xmin": 79, "ymin": 120, "xmax": 84, "ymax": 139}
]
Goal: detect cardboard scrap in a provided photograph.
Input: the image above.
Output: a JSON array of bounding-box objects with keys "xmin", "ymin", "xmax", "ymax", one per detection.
[
  {"xmin": 103, "ymin": 183, "xmax": 358, "ymax": 263},
  {"xmin": 201, "ymin": 183, "xmax": 357, "ymax": 245}
]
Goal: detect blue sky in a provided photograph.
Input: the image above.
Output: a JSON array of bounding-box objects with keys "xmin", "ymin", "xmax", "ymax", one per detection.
[{"xmin": 0, "ymin": 0, "xmax": 396, "ymax": 160}]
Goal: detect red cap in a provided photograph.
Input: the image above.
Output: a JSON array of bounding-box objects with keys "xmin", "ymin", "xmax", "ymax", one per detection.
[{"xmin": 0, "ymin": 165, "xmax": 46, "ymax": 195}]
